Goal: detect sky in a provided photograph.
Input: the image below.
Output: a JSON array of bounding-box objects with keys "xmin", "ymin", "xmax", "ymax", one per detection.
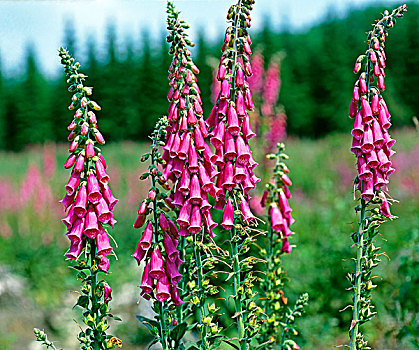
[{"xmin": 0, "ymin": 0, "xmax": 403, "ymax": 77}]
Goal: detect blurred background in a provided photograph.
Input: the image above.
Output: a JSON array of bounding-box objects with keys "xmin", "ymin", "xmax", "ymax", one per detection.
[{"xmin": 0, "ymin": 0, "xmax": 417, "ymax": 349}]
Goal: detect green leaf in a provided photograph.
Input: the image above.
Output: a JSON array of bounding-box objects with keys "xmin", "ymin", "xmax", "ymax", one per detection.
[
  {"xmin": 222, "ymin": 339, "xmax": 240, "ymax": 350},
  {"xmin": 135, "ymin": 315, "xmax": 159, "ymax": 335},
  {"xmin": 171, "ymin": 322, "xmax": 187, "ymax": 342},
  {"xmin": 75, "ymin": 295, "xmax": 89, "ymax": 309}
]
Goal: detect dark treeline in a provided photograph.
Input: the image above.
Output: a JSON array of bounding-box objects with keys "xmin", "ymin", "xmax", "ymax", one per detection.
[{"xmin": 0, "ymin": 3, "xmax": 417, "ymax": 151}]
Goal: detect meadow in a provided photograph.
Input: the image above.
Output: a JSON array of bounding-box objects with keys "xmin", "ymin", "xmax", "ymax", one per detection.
[{"xmin": 0, "ymin": 127, "xmax": 417, "ymax": 349}]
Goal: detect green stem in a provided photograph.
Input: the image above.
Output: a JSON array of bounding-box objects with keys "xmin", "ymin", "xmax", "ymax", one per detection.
[
  {"xmin": 350, "ymin": 199, "xmax": 366, "ymax": 350},
  {"xmin": 177, "ymin": 235, "xmax": 187, "ymax": 324},
  {"xmin": 194, "ymin": 235, "xmax": 209, "ymax": 350},
  {"xmin": 158, "ymin": 302, "xmax": 169, "ymax": 350},
  {"xmin": 232, "ymin": 228, "xmax": 247, "ymax": 350},
  {"xmin": 89, "ymin": 239, "xmax": 101, "ymax": 350}
]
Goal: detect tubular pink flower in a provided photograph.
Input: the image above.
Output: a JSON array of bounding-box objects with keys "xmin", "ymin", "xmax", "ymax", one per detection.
[
  {"xmin": 87, "ymin": 173, "xmax": 102, "ymax": 204},
  {"xmin": 236, "ymin": 91, "xmax": 246, "ymax": 117},
  {"xmin": 365, "ymin": 150, "xmax": 379, "ymax": 169},
  {"xmin": 103, "ymin": 282, "xmax": 112, "ymax": 304},
  {"xmin": 179, "ymin": 167, "xmax": 191, "ymax": 195},
  {"xmin": 178, "ymin": 133, "xmax": 191, "ymax": 160},
  {"xmin": 170, "ymin": 284, "xmax": 184, "ymax": 306},
  {"xmin": 236, "ymin": 135, "xmax": 251, "ymax": 165},
  {"xmin": 84, "ymin": 206, "xmax": 99, "ymax": 238},
  {"xmin": 139, "ymin": 222, "xmax": 154, "ymax": 251},
  {"xmin": 86, "ymin": 142, "xmax": 95, "ymax": 158},
  {"xmin": 361, "ymin": 97, "xmax": 373, "ymax": 123},
  {"xmin": 189, "ymin": 174, "xmax": 202, "ymax": 205},
  {"xmin": 74, "ymin": 153, "xmax": 85, "ymax": 173},
  {"xmin": 220, "ymin": 79, "xmax": 230, "ymax": 99},
  {"xmin": 223, "ymin": 161, "xmax": 235, "ymax": 192},
  {"xmin": 98, "ymin": 256, "xmax": 110, "ymax": 273},
  {"xmin": 67, "ymin": 217, "xmax": 85, "ymax": 242},
  {"xmin": 188, "ymin": 144, "xmax": 199, "ymax": 172},
  {"xmin": 74, "ymin": 184, "xmax": 88, "ymax": 218},
  {"xmin": 163, "ymin": 233, "xmax": 179, "ymax": 262},
  {"xmin": 177, "ymin": 199, "xmax": 192, "ymax": 228},
  {"xmin": 62, "ymin": 206, "xmax": 76, "ymax": 229},
  {"xmin": 357, "ymin": 157, "xmax": 373, "ymax": 182},
  {"xmin": 100, "ymin": 182, "xmax": 118, "ymax": 210},
  {"xmin": 361, "ymin": 125, "xmax": 374, "ymax": 154},
  {"xmin": 95, "ymin": 197, "xmax": 112, "ymax": 224},
  {"xmin": 371, "ymin": 119, "xmax": 384, "ymax": 149},
  {"xmin": 378, "ymin": 106, "xmax": 391, "ymax": 129},
  {"xmin": 281, "ymin": 238, "xmax": 292, "ymax": 254},
  {"xmin": 134, "ymin": 214, "xmax": 146, "ymax": 229},
  {"xmin": 156, "ymin": 275, "xmax": 171, "ymax": 302},
  {"xmin": 166, "ymin": 259, "xmax": 182, "ymax": 284},
  {"xmin": 64, "ymin": 154, "xmax": 77, "ymax": 169},
  {"xmin": 240, "ymin": 196, "xmax": 255, "ymax": 225},
  {"xmin": 351, "ymin": 111, "xmax": 364, "ymax": 140},
  {"xmin": 279, "ymin": 191, "xmax": 292, "ymax": 216},
  {"xmin": 222, "ymin": 200, "xmax": 235, "ymax": 230},
  {"xmin": 140, "ymin": 262, "xmax": 154, "ymax": 294},
  {"xmin": 270, "ymin": 203, "xmax": 284, "ymax": 232},
  {"xmin": 65, "ymin": 238, "xmax": 84, "ymax": 260},
  {"xmin": 60, "ymin": 192, "xmax": 75, "ymax": 210},
  {"xmin": 149, "ymin": 246, "xmax": 165, "ymax": 280},
  {"xmin": 198, "ymin": 163, "xmax": 213, "ymax": 193},
  {"xmin": 189, "ymin": 205, "xmax": 202, "ymax": 234},
  {"xmin": 376, "ymin": 149, "xmax": 391, "ymax": 173},
  {"xmin": 95, "ymin": 159, "xmax": 109, "ymax": 184},
  {"xmin": 66, "ymin": 171, "xmax": 81, "ymax": 195},
  {"xmin": 211, "ymin": 121, "xmax": 226, "ymax": 150},
  {"xmin": 380, "ymin": 197, "xmax": 393, "ymax": 218},
  {"xmin": 224, "ymin": 131, "xmax": 237, "ymax": 160},
  {"xmin": 227, "ymin": 105, "xmax": 240, "ymax": 136},
  {"xmin": 96, "ymin": 226, "xmax": 113, "ymax": 256},
  {"xmin": 132, "ymin": 240, "xmax": 146, "ymax": 265},
  {"xmin": 361, "ymin": 180, "xmax": 374, "ymax": 201},
  {"xmin": 351, "ymin": 136, "xmax": 362, "ymax": 156}
]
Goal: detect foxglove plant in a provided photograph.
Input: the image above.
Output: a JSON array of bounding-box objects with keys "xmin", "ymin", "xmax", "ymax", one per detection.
[
  {"xmin": 34, "ymin": 48, "xmax": 122, "ymax": 350},
  {"xmin": 209, "ymin": 1, "xmax": 264, "ymax": 349},
  {"xmin": 257, "ymin": 143, "xmax": 308, "ymax": 350},
  {"xmin": 164, "ymin": 2, "xmax": 223, "ymax": 348},
  {"xmin": 346, "ymin": 5, "xmax": 407, "ymax": 349}
]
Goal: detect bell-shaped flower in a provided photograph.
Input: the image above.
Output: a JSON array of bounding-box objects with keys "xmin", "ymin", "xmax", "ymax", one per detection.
[
  {"xmin": 101, "ymin": 182, "xmax": 118, "ymax": 210},
  {"xmin": 189, "ymin": 206, "xmax": 202, "ymax": 234},
  {"xmin": 87, "ymin": 173, "xmax": 101, "ymax": 204},
  {"xmin": 65, "ymin": 238, "xmax": 84, "ymax": 260},
  {"xmin": 361, "ymin": 179, "xmax": 374, "ymax": 201},
  {"xmin": 222, "ymin": 200, "xmax": 234, "ymax": 230},
  {"xmin": 74, "ymin": 184, "xmax": 88, "ymax": 218},
  {"xmin": 351, "ymin": 111, "xmax": 364, "ymax": 140},
  {"xmin": 361, "ymin": 125, "xmax": 374, "ymax": 154},
  {"xmin": 84, "ymin": 206, "xmax": 99, "ymax": 238},
  {"xmin": 66, "ymin": 171, "xmax": 81, "ymax": 195},
  {"xmin": 67, "ymin": 217, "xmax": 85, "ymax": 243},
  {"xmin": 170, "ymin": 284, "xmax": 184, "ymax": 306},
  {"xmin": 95, "ymin": 197, "xmax": 112, "ymax": 223},
  {"xmin": 166, "ymin": 259, "xmax": 182, "ymax": 284},
  {"xmin": 227, "ymin": 105, "xmax": 240, "ymax": 136},
  {"xmin": 150, "ymin": 246, "xmax": 165, "ymax": 280},
  {"xmin": 139, "ymin": 222, "xmax": 153, "ymax": 251},
  {"xmin": 96, "ymin": 226, "xmax": 113, "ymax": 256},
  {"xmin": 163, "ymin": 233, "xmax": 179, "ymax": 262},
  {"xmin": 156, "ymin": 275, "xmax": 171, "ymax": 302},
  {"xmin": 270, "ymin": 203, "xmax": 284, "ymax": 232},
  {"xmin": 177, "ymin": 200, "xmax": 192, "ymax": 228},
  {"xmin": 95, "ymin": 159, "xmax": 109, "ymax": 184}
]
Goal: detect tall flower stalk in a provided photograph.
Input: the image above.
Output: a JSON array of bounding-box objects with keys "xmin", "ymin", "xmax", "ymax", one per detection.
[
  {"xmin": 209, "ymin": 1, "xmax": 263, "ymax": 349},
  {"xmin": 132, "ymin": 116, "xmax": 186, "ymax": 350},
  {"xmin": 35, "ymin": 48, "xmax": 122, "ymax": 349},
  {"xmin": 165, "ymin": 2, "xmax": 222, "ymax": 348},
  {"xmin": 257, "ymin": 143, "xmax": 308, "ymax": 350},
  {"xmin": 346, "ymin": 5, "xmax": 406, "ymax": 349}
]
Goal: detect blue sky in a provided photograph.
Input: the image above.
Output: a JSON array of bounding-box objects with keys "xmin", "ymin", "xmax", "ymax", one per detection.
[{"xmin": 0, "ymin": 0, "xmax": 402, "ymax": 77}]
